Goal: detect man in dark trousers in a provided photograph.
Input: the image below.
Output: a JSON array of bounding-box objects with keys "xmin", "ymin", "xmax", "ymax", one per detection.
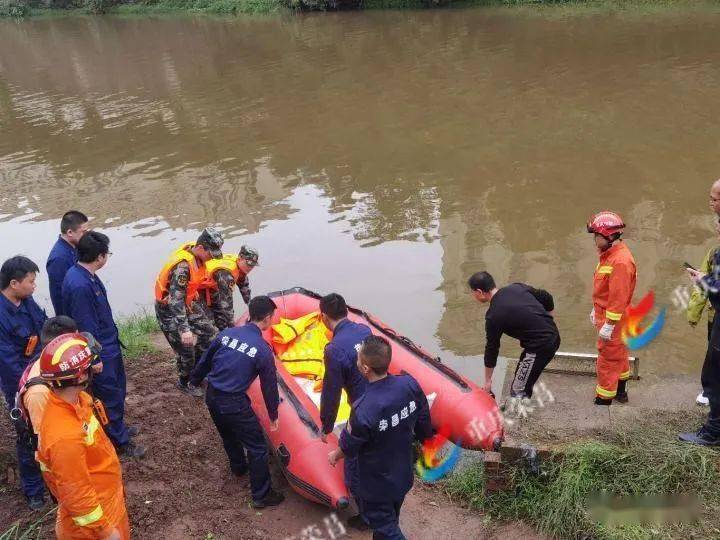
[
  {"xmin": 682, "ymin": 218, "xmax": 720, "ymax": 446},
  {"xmin": 0, "ymin": 256, "xmax": 47, "ymax": 509},
  {"xmin": 62, "ymin": 231, "xmax": 145, "ymax": 458},
  {"xmin": 190, "ymin": 295, "xmax": 285, "ymax": 508},
  {"xmin": 46, "ymin": 210, "xmax": 89, "ymax": 316},
  {"xmin": 328, "ymin": 335, "xmax": 432, "ymax": 540},
  {"xmin": 468, "ymin": 271, "xmax": 560, "ymax": 400},
  {"xmin": 318, "ymin": 292, "xmax": 372, "ymax": 517}
]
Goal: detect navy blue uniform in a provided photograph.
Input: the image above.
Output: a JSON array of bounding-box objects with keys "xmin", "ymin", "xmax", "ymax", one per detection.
[
  {"xmin": 320, "ymin": 319, "xmax": 372, "ymax": 433},
  {"xmin": 61, "ymin": 264, "xmax": 129, "ymax": 447},
  {"xmin": 320, "ymin": 319, "xmax": 371, "ymax": 495},
  {"xmin": 0, "ymin": 293, "xmax": 47, "ymax": 498},
  {"xmin": 46, "ymin": 236, "xmax": 77, "ymax": 316},
  {"xmin": 340, "ymin": 374, "xmax": 432, "ymax": 539},
  {"xmin": 190, "ymin": 322, "xmax": 279, "ymax": 502}
]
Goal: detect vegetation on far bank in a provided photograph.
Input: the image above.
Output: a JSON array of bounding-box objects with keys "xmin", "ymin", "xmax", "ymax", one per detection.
[
  {"xmin": 445, "ymin": 410, "xmax": 720, "ymax": 539},
  {"xmin": 0, "ymin": 0, "xmax": 714, "ymax": 19}
]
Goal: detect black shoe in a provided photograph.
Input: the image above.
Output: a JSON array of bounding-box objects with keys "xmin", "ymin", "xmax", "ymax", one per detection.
[
  {"xmin": 594, "ymin": 397, "xmax": 612, "ymax": 406},
  {"xmin": 614, "ymin": 392, "xmax": 629, "ymax": 404},
  {"xmin": 27, "ymin": 495, "xmax": 46, "ymax": 511},
  {"xmin": 678, "ymin": 428, "xmax": 720, "ymax": 446},
  {"xmin": 118, "ymin": 442, "xmax": 147, "ymax": 458},
  {"xmin": 347, "ymin": 514, "xmax": 370, "ymax": 531},
  {"xmin": 128, "ymin": 425, "xmax": 141, "ymax": 438},
  {"xmin": 252, "ymin": 489, "xmax": 285, "ymax": 508},
  {"xmin": 176, "ymin": 379, "xmax": 203, "ymax": 398}
]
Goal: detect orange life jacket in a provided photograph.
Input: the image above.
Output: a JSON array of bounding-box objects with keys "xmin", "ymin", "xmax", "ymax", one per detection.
[
  {"xmin": 201, "ymin": 255, "xmax": 247, "ymax": 306},
  {"xmin": 154, "ymin": 243, "xmax": 210, "ymax": 307}
]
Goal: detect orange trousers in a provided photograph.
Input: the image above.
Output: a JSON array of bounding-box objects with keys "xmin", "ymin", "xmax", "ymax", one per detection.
[
  {"xmin": 594, "ymin": 314, "xmax": 631, "ymax": 399},
  {"xmin": 56, "ymin": 508, "xmax": 130, "ymax": 540}
]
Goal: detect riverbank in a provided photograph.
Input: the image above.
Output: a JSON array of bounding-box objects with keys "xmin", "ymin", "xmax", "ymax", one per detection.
[
  {"xmin": 0, "ymin": 317, "xmax": 533, "ymax": 539},
  {"xmin": 448, "ymin": 408, "xmax": 720, "ymax": 539},
  {"xmin": 1, "ymin": 0, "xmax": 716, "ymax": 20},
  {"xmin": 2, "ymin": 317, "xmax": 715, "ymax": 538}
]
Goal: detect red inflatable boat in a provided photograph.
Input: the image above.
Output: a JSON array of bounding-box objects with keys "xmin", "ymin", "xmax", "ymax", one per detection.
[{"xmin": 244, "ymin": 287, "xmax": 503, "ymax": 510}]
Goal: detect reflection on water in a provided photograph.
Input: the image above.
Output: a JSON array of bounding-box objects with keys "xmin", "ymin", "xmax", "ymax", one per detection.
[{"xmin": 2, "ymin": 10, "xmax": 720, "ymax": 379}]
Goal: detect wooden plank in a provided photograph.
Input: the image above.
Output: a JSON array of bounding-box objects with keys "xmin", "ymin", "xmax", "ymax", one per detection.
[{"xmin": 539, "ymin": 351, "xmax": 640, "ymax": 380}]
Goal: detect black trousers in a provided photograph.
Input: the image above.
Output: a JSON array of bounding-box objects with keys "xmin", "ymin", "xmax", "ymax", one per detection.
[
  {"xmin": 701, "ymin": 316, "xmax": 715, "ymax": 397},
  {"xmin": 359, "ymin": 498, "xmax": 406, "ymax": 540},
  {"xmin": 206, "ymin": 386, "xmax": 271, "ymax": 502},
  {"xmin": 703, "ymin": 316, "xmax": 720, "ymax": 437},
  {"xmin": 510, "ymin": 335, "xmax": 560, "ymax": 398}
]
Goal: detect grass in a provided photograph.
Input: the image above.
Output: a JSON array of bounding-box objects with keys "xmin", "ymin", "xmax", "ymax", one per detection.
[
  {"xmin": 445, "ymin": 411, "xmax": 720, "ymax": 539},
  {"xmin": 117, "ymin": 311, "xmax": 159, "ymax": 360},
  {"xmin": 0, "ymin": 508, "xmax": 56, "ymax": 540},
  {"xmin": 112, "ymin": 0, "xmax": 283, "ymax": 16}
]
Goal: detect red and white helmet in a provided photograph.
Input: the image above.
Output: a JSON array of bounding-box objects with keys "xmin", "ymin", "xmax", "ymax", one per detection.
[
  {"xmin": 587, "ymin": 211, "xmax": 625, "ymax": 239},
  {"xmin": 39, "ymin": 333, "xmax": 95, "ymax": 386}
]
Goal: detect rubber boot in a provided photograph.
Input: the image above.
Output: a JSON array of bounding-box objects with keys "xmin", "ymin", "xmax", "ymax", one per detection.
[
  {"xmin": 594, "ymin": 396, "xmax": 612, "ymax": 406},
  {"xmin": 614, "ymin": 380, "xmax": 629, "ymax": 403}
]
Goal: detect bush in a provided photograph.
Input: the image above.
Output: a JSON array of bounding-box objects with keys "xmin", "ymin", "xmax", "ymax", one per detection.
[
  {"xmin": 0, "ymin": 0, "xmax": 30, "ymax": 17},
  {"xmin": 84, "ymin": 0, "xmax": 108, "ymax": 12}
]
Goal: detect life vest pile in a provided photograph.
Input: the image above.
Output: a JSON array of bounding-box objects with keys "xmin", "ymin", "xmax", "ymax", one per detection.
[{"xmin": 271, "ymin": 312, "xmax": 351, "ymax": 424}]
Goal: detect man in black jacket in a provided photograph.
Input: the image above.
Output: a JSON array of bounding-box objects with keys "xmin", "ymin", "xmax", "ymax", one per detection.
[{"xmin": 469, "ymin": 271, "xmax": 560, "ymax": 399}]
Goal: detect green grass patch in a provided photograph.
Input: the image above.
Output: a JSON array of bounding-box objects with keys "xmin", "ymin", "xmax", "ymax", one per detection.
[
  {"xmin": 111, "ymin": 0, "xmax": 283, "ymax": 16},
  {"xmin": 0, "ymin": 507, "xmax": 56, "ymax": 540},
  {"xmin": 118, "ymin": 311, "xmax": 159, "ymax": 360},
  {"xmin": 446, "ymin": 411, "xmax": 720, "ymax": 539}
]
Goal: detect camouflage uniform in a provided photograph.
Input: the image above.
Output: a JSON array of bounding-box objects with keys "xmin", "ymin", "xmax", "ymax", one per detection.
[
  {"xmin": 155, "ymin": 261, "xmax": 218, "ymax": 380},
  {"xmin": 207, "ymin": 269, "xmax": 250, "ymax": 332}
]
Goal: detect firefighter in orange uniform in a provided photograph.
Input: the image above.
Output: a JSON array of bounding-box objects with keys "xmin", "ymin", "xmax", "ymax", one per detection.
[
  {"xmin": 36, "ymin": 333, "xmax": 129, "ymax": 540},
  {"xmin": 587, "ymin": 211, "xmax": 637, "ymax": 405}
]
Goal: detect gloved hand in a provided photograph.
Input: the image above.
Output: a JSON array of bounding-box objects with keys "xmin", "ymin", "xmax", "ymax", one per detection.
[
  {"xmin": 599, "ymin": 322, "xmax": 614, "ymax": 341},
  {"xmin": 589, "ymin": 308, "xmax": 596, "ymax": 326}
]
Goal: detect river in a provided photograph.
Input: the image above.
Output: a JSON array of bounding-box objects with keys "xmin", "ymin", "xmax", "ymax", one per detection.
[{"xmin": 1, "ymin": 8, "xmax": 720, "ymax": 388}]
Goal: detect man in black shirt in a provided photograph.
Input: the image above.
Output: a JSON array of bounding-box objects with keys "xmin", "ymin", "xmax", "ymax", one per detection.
[{"xmin": 469, "ymin": 271, "xmax": 560, "ymax": 399}]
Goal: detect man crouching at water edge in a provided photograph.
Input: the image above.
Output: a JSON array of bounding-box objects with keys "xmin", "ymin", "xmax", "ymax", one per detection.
[
  {"xmin": 468, "ymin": 271, "xmax": 560, "ymax": 402},
  {"xmin": 328, "ymin": 336, "xmax": 432, "ymax": 540}
]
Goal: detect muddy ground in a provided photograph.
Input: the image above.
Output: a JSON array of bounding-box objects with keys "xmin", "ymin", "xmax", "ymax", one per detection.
[{"xmin": 0, "ymin": 337, "xmax": 542, "ymax": 540}]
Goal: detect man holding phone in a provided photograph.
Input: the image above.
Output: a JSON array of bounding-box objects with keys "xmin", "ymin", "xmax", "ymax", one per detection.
[{"xmin": 682, "ymin": 216, "xmax": 720, "ymax": 445}]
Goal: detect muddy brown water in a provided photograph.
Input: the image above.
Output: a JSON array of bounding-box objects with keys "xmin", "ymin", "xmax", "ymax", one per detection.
[{"xmin": 2, "ymin": 9, "xmax": 720, "ymax": 391}]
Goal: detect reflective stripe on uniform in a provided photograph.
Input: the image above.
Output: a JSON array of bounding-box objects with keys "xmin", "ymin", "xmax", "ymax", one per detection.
[
  {"xmin": 37, "ymin": 458, "xmax": 49, "ymax": 472},
  {"xmin": 597, "ymin": 266, "xmax": 613, "ymax": 274},
  {"xmin": 72, "ymin": 504, "xmax": 103, "ymax": 527},
  {"xmin": 605, "ymin": 310, "xmax": 622, "ymax": 321},
  {"xmin": 596, "ymin": 385, "xmax": 617, "ymax": 398},
  {"xmin": 619, "ymin": 370, "xmax": 631, "ymax": 381},
  {"xmin": 84, "ymin": 415, "xmax": 101, "ymax": 446}
]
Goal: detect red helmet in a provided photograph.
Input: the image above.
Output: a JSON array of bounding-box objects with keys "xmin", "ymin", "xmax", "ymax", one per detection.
[
  {"xmin": 587, "ymin": 211, "xmax": 625, "ymax": 239},
  {"xmin": 39, "ymin": 333, "xmax": 95, "ymax": 385}
]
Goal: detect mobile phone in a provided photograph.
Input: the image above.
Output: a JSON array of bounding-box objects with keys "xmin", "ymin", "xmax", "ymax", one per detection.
[{"xmin": 684, "ymin": 262, "xmax": 697, "ymax": 271}]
